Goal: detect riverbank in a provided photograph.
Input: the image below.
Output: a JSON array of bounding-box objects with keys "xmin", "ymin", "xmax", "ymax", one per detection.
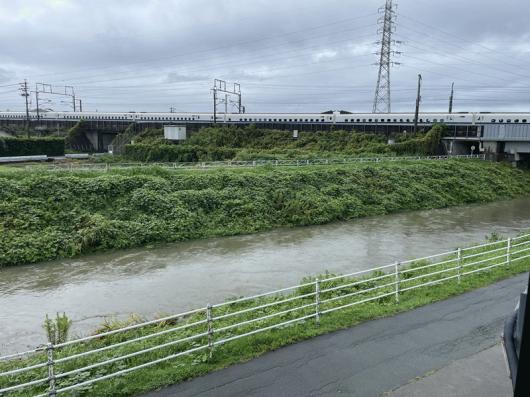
[
  {"xmin": 2, "ymin": 196, "xmax": 530, "ymax": 355},
  {"xmin": 1, "ymin": 232, "xmax": 529, "ymax": 396},
  {"xmin": 1, "ymin": 159, "xmax": 530, "ymax": 267}
]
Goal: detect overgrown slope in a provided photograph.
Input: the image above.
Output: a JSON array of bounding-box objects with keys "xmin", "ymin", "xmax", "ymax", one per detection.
[
  {"xmin": 124, "ymin": 124, "xmax": 444, "ymax": 161},
  {"xmin": 1, "ymin": 159, "xmax": 529, "ymax": 267}
]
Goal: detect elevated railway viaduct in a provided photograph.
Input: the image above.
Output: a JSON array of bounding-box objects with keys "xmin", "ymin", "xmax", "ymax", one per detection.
[{"xmin": 1, "ymin": 111, "xmax": 529, "ymax": 165}]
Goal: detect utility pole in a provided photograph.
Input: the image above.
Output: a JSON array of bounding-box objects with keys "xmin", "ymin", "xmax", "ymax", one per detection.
[
  {"xmin": 448, "ymin": 82, "xmax": 454, "ymax": 114},
  {"xmin": 414, "ymin": 73, "xmax": 422, "ymax": 133},
  {"xmin": 35, "ymin": 84, "xmax": 40, "ymax": 122},
  {"xmin": 372, "ymin": 0, "xmax": 400, "ymax": 113},
  {"xmin": 170, "ymin": 106, "xmax": 175, "ymax": 113},
  {"xmin": 212, "ymin": 79, "xmax": 244, "ymax": 124},
  {"xmin": 19, "ymin": 80, "xmax": 31, "ymax": 137},
  {"xmin": 213, "ymin": 87, "xmax": 217, "ymax": 124}
]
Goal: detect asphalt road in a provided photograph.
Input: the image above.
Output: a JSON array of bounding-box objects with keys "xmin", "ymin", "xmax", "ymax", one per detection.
[{"xmin": 143, "ymin": 273, "xmax": 527, "ymax": 397}]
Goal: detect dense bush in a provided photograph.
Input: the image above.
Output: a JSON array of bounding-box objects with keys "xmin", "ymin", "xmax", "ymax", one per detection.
[
  {"xmin": 1, "ymin": 160, "xmax": 529, "ymax": 267},
  {"xmin": 125, "ymin": 144, "xmax": 237, "ymax": 162},
  {"xmin": 124, "ymin": 125, "xmax": 443, "ymax": 162},
  {"xmin": 0, "ymin": 136, "xmax": 65, "ymax": 156}
]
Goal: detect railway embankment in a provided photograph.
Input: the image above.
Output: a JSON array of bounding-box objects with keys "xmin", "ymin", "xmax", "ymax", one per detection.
[{"xmin": 1, "ymin": 159, "xmax": 530, "ymax": 267}]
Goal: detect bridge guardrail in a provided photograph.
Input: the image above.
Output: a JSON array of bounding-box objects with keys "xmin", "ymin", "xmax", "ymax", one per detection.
[
  {"xmin": 21, "ymin": 154, "xmax": 486, "ymax": 172},
  {"xmin": 1, "ymin": 231, "xmax": 528, "ymax": 396}
]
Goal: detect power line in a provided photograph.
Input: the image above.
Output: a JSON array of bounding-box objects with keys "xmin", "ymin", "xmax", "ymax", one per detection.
[{"xmin": 1, "ymin": 13, "xmax": 378, "ymax": 86}]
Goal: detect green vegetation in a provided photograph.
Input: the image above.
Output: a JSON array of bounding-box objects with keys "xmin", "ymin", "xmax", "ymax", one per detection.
[
  {"xmin": 43, "ymin": 313, "xmax": 73, "ymax": 345},
  {"xmin": 0, "ymin": 136, "xmax": 64, "ymax": 157},
  {"xmin": 1, "ymin": 233, "xmax": 529, "ymax": 396},
  {"xmin": 124, "ymin": 124, "xmax": 444, "ymax": 162},
  {"xmin": 1, "ymin": 159, "xmax": 530, "ymax": 267}
]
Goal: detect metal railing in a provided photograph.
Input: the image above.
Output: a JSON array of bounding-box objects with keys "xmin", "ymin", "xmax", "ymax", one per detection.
[
  {"xmin": 20, "ymin": 154, "xmax": 486, "ymax": 172},
  {"xmin": 1, "ymin": 231, "xmax": 528, "ymax": 396}
]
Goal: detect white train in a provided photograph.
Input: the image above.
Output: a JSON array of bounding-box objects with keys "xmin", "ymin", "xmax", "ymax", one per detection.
[{"xmin": 0, "ymin": 110, "xmax": 529, "ymax": 125}]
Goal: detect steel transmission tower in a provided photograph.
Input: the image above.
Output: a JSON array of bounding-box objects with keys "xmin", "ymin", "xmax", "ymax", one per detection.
[{"xmin": 372, "ymin": 0, "xmax": 399, "ymax": 113}]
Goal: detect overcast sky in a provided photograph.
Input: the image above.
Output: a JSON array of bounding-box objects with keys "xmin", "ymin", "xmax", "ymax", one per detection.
[{"xmin": 1, "ymin": 0, "xmax": 530, "ymax": 113}]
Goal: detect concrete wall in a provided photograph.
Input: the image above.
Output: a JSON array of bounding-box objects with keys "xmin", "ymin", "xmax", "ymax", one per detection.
[{"xmin": 483, "ymin": 124, "xmax": 530, "ymax": 141}]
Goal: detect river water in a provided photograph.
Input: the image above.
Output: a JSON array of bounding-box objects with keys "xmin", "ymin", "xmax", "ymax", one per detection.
[{"xmin": 2, "ymin": 197, "xmax": 530, "ymax": 354}]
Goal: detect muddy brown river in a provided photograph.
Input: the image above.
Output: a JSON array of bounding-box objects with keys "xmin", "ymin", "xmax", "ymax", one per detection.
[{"xmin": 1, "ymin": 196, "xmax": 530, "ymax": 354}]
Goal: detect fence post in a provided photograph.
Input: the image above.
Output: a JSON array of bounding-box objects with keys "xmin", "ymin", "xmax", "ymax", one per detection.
[
  {"xmin": 46, "ymin": 342, "xmax": 56, "ymax": 397},
  {"xmin": 394, "ymin": 262, "xmax": 400, "ymax": 303},
  {"xmin": 315, "ymin": 278, "xmax": 321, "ymax": 326},
  {"xmin": 206, "ymin": 304, "xmax": 214, "ymax": 359},
  {"xmin": 457, "ymin": 248, "xmax": 462, "ymax": 284},
  {"xmin": 507, "ymin": 238, "xmax": 512, "ymax": 268}
]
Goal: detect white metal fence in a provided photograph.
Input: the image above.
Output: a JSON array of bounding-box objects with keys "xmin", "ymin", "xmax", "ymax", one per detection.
[
  {"xmin": 1, "ymin": 231, "xmax": 528, "ymax": 396},
  {"xmin": 21, "ymin": 154, "xmax": 485, "ymax": 172}
]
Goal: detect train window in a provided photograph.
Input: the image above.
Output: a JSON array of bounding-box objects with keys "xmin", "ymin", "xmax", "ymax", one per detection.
[
  {"xmin": 499, "ymin": 119, "xmax": 504, "ymax": 122},
  {"xmin": 433, "ymin": 119, "xmax": 438, "ymax": 122},
  {"xmin": 507, "ymin": 119, "xmax": 511, "ymax": 123},
  {"xmin": 368, "ymin": 119, "xmax": 372, "ymax": 122},
  {"xmin": 440, "ymin": 119, "xmax": 444, "ymax": 123},
  {"xmin": 305, "ymin": 119, "xmax": 308, "ymax": 122},
  {"xmin": 274, "ymin": 119, "xmax": 277, "ymax": 122},
  {"xmin": 393, "ymin": 119, "xmax": 397, "ymax": 122},
  {"xmin": 523, "ymin": 119, "xmax": 527, "ymax": 123},
  {"xmin": 406, "ymin": 118, "xmax": 410, "ymax": 122},
  {"xmin": 420, "ymin": 119, "xmax": 423, "ymax": 122},
  {"xmin": 515, "ymin": 119, "xmax": 519, "ymax": 123},
  {"xmin": 399, "ymin": 119, "xmax": 403, "ymax": 122},
  {"xmin": 387, "ymin": 119, "xmax": 391, "ymax": 122},
  {"xmin": 491, "ymin": 119, "xmax": 496, "ymax": 122}
]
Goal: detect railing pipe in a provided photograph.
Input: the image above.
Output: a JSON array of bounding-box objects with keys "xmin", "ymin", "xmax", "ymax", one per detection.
[
  {"xmin": 46, "ymin": 343, "xmax": 56, "ymax": 397},
  {"xmin": 206, "ymin": 304, "xmax": 214, "ymax": 359},
  {"xmin": 507, "ymin": 237, "xmax": 512, "ymax": 268},
  {"xmin": 315, "ymin": 278, "xmax": 321, "ymax": 326},
  {"xmin": 394, "ymin": 262, "xmax": 401, "ymax": 303},
  {"xmin": 457, "ymin": 247, "xmax": 462, "ymax": 284}
]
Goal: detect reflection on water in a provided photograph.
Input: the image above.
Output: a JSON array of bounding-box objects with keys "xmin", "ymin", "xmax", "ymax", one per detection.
[{"xmin": 1, "ymin": 196, "xmax": 530, "ymax": 353}]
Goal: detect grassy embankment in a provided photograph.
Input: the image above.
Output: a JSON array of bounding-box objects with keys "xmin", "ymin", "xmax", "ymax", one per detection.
[
  {"xmin": 122, "ymin": 124, "xmax": 443, "ymax": 161},
  {"xmin": 1, "ymin": 160, "xmax": 530, "ymax": 268},
  {"xmin": 1, "ymin": 233, "xmax": 529, "ymax": 396}
]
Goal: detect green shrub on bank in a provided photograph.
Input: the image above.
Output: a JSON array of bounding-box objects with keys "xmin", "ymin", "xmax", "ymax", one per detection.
[
  {"xmin": 0, "ymin": 160, "xmax": 529, "ymax": 267},
  {"xmin": 0, "ymin": 136, "xmax": 65, "ymax": 156},
  {"xmin": 124, "ymin": 143, "xmax": 237, "ymax": 162}
]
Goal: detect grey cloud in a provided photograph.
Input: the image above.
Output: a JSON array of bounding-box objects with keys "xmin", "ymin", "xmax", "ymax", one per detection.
[{"xmin": 1, "ymin": 0, "xmax": 530, "ymax": 113}]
